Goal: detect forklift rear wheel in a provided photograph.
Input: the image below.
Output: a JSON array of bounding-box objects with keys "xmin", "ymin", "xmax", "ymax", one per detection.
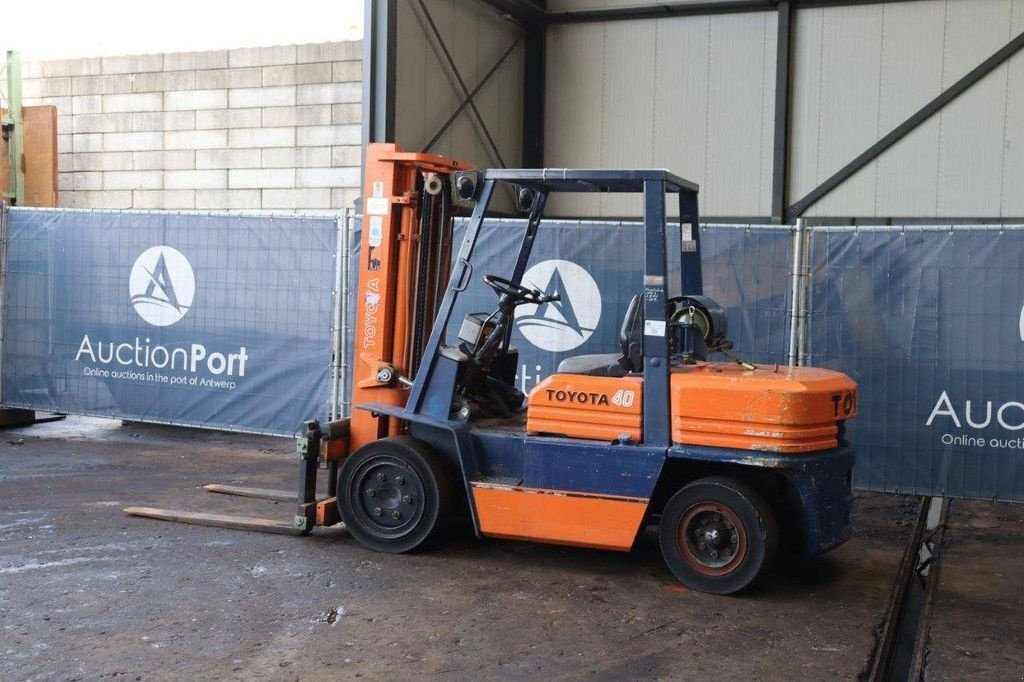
[
  {"xmin": 337, "ymin": 436, "xmax": 452, "ymax": 553},
  {"xmin": 659, "ymin": 476, "xmax": 778, "ymax": 595}
]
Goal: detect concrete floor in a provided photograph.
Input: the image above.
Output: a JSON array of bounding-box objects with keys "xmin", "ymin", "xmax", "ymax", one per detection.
[
  {"xmin": 0, "ymin": 417, "xmax": 952, "ymax": 679},
  {"xmin": 926, "ymin": 499, "xmax": 1024, "ymax": 680}
]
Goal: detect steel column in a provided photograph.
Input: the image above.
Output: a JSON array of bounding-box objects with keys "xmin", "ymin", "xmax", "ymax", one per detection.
[
  {"xmin": 329, "ymin": 209, "xmax": 353, "ymax": 420},
  {"xmin": 521, "ymin": 15, "xmax": 546, "ymax": 167},
  {"xmin": 786, "ymin": 218, "xmax": 810, "ymax": 367},
  {"xmin": 642, "ymin": 180, "xmax": 671, "ymax": 448},
  {"xmin": 362, "ymin": 0, "xmax": 397, "ymax": 157},
  {"xmin": 771, "ymin": 1, "xmax": 791, "ymax": 223}
]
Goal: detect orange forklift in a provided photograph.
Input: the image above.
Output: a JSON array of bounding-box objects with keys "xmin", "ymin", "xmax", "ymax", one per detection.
[{"xmin": 128, "ymin": 143, "xmax": 858, "ymax": 594}]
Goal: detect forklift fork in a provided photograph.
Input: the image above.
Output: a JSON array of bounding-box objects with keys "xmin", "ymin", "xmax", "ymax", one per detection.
[{"xmin": 124, "ymin": 420, "xmax": 345, "ymax": 536}]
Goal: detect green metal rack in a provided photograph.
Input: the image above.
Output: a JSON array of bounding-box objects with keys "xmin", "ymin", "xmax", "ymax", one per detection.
[{"xmin": 1, "ymin": 51, "xmax": 24, "ymax": 206}]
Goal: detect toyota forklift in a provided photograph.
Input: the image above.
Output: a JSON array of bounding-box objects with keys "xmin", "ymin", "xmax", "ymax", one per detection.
[{"xmin": 128, "ymin": 143, "xmax": 858, "ymax": 594}]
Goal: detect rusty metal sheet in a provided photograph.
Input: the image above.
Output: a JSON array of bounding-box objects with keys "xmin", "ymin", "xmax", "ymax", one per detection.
[{"xmin": 0, "ymin": 105, "xmax": 58, "ymax": 207}]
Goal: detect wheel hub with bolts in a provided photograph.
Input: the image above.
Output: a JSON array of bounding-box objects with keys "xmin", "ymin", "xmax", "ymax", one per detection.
[
  {"xmin": 678, "ymin": 502, "xmax": 747, "ymax": 576},
  {"xmin": 349, "ymin": 455, "xmax": 423, "ymax": 536},
  {"xmin": 336, "ymin": 436, "xmax": 451, "ymax": 555}
]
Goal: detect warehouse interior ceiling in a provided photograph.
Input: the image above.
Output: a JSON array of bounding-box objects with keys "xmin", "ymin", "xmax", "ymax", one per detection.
[{"xmin": 367, "ymin": 0, "xmax": 1024, "ymax": 222}]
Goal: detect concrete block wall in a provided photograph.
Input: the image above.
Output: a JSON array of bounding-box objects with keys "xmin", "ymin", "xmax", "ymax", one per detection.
[{"xmin": 15, "ymin": 42, "xmax": 362, "ymax": 213}]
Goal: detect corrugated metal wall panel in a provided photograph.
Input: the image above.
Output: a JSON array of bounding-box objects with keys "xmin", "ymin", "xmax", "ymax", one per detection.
[
  {"xmin": 791, "ymin": 0, "xmax": 1024, "ymax": 219},
  {"xmin": 544, "ymin": 22, "xmax": 606, "ymax": 216},
  {"xmin": 872, "ymin": 1, "xmax": 947, "ymax": 218},
  {"xmin": 1004, "ymin": 6, "xmax": 1024, "ymax": 217},
  {"xmin": 393, "ymin": 0, "xmax": 1024, "ymax": 220},
  {"xmin": 650, "ymin": 14, "xmax": 711, "ymax": 203},
  {"xmin": 545, "ymin": 11, "xmax": 776, "ymax": 217},
  {"xmin": 790, "ymin": 5, "xmax": 885, "ymax": 217},
  {"xmin": 600, "ymin": 19, "xmax": 656, "ymax": 217},
  {"xmin": 705, "ymin": 11, "xmax": 775, "ymax": 217},
  {"xmin": 396, "ymin": 0, "xmax": 432, "ymax": 148},
  {"xmin": 394, "ymin": 0, "xmax": 523, "ymax": 170},
  {"xmin": 935, "ymin": 0, "xmax": 1016, "ymax": 217}
]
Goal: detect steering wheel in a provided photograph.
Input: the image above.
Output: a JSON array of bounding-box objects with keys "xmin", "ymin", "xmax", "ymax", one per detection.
[{"xmin": 483, "ymin": 274, "xmax": 558, "ymax": 305}]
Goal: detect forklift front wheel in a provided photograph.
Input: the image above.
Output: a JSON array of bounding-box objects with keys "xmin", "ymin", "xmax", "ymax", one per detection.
[
  {"xmin": 336, "ymin": 436, "xmax": 452, "ymax": 554},
  {"xmin": 659, "ymin": 476, "xmax": 778, "ymax": 595}
]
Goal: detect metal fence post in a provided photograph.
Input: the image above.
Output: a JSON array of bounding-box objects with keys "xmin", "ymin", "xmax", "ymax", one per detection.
[
  {"xmin": 340, "ymin": 208, "xmax": 353, "ymax": 419},
  {"xmin": 0, "ymin": 201, "xmax": 7, "ymax": 403},
  {"xmin": 329, "ymin": 210, "xmax": 347, "ymax": 421},
  {"xmin": 796, "ymin": 220, "xmax": 812, "ymax": 366},
  {"xmin": 786, "ymin": 219, "xmax": 804, "ymax": 366}
]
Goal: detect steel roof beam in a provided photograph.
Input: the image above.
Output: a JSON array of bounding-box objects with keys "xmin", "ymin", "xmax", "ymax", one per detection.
[
  {"xmin": 477, "ymin": 0, "xmax": 546, "ymax": 26},
  {"xmin": 524, "ymin": 0, "xmax": 933, "ymax": 24}
]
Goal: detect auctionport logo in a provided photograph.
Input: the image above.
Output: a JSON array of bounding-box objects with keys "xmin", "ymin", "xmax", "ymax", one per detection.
[
  {"xmin": 129, "ymin": 246, "xmax": 195, "ymax": 327},
  {"xmin": 514, "ymin": 259, "xmax": 602, "ymax": 353},
  {"xmin": 923, "ymin": 302, "xmax": 1024, "ymax": 450},
  {"xmin": 73, "ymin": 244, "xmax": 248, "ymax": 390}
]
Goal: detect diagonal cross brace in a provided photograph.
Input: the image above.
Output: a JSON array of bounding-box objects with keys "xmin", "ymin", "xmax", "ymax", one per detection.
[
  {"xmin": 416, "ymin": 0, "xmax": 512, "ymax": 168},
  {"xmin": 423, "ymin": 37, "xmax": 521, "ymax": 155}
]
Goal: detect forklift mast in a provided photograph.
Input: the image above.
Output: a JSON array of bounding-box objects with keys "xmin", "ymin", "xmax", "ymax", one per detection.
[{"xmin": 349, "ymin": 144, "xmax": 471, "ymax": 453}]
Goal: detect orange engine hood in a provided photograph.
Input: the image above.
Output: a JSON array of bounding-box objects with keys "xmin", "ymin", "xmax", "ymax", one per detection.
[{"xmin": 671, "ymin": 362, "xmax": 857, "ymax": 454}]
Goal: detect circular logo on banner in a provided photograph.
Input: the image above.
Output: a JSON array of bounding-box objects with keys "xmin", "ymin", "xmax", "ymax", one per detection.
[
  {"xmin": 129, "ymin": 246, "xmax": 196, "ymax": 327},
  {"xmin": 514, "ymin": 259, "xmax": 602, "ymax": 352}
]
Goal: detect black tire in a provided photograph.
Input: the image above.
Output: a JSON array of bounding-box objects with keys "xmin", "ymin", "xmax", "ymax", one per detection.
[
  {"xmin": 658, "ymin": 476, "xmax": 778, "ymax": 595},
  {"xmin": 336, "ymin": 436, "xmax": 452, "ymax": 553}
]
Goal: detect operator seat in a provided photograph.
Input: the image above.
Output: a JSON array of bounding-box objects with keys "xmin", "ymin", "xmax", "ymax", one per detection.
[{"xmin": 555, "ymin": 294, "xmax": 644, "ymax": 377}]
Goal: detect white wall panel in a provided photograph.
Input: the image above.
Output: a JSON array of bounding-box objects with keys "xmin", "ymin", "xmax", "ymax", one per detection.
[
  {"xmin": 544, "ymin": 22, "xmax": 606, "ymax": 216},
  {"xmin": 396, "ymin": 0, "xmax": 1024, "ymax": 220},
  {"xmin": 1003, "ymin": 4, "xmax": 1024, "ymax": 216},
  {"xmin": 705, "ymin": 11, "xmax": 776, "ymax": 217},
  {"xmin": 791, "ymin": 0, "xmax": 1024, "ymax": 219},
  {"xmin": 790, "ymin": 5, "xmax": 885, "ymax": 217},
  {"xmin": 545, "ymin": 11, "xmax": 776, "ymax": 217},
  {"xmin": 599, "ymin": 19, "xmax": 656, "ymax": 217},
  {"xmin": 651, "ymin": 14, "xmax": 710, "ymax": 194},
  {"xmin": 872, "ymin": 0, "xmax": 947, "ymax": 217},
  {"xmin": 935, "ymin": 0, "xmax": 1016, "ymax": 217}
]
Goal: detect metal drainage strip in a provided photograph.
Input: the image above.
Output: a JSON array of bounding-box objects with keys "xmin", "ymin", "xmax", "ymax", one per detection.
[{"xmin": 866, "ymin": 496, "xmax": 949, "ymax": 682}]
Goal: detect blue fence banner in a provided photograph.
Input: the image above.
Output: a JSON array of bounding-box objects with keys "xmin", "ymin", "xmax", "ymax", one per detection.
[
  {"xmin": 9, "ymin": 207, "xmax": 1021, "ymax": 501},
  {"xmin": 807, "ymin": 226, "xmax": 1024, "ymax": 501},
  {"xmin": 2, "ymin": 208, "xmax": 338, "ymax": 436}
]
